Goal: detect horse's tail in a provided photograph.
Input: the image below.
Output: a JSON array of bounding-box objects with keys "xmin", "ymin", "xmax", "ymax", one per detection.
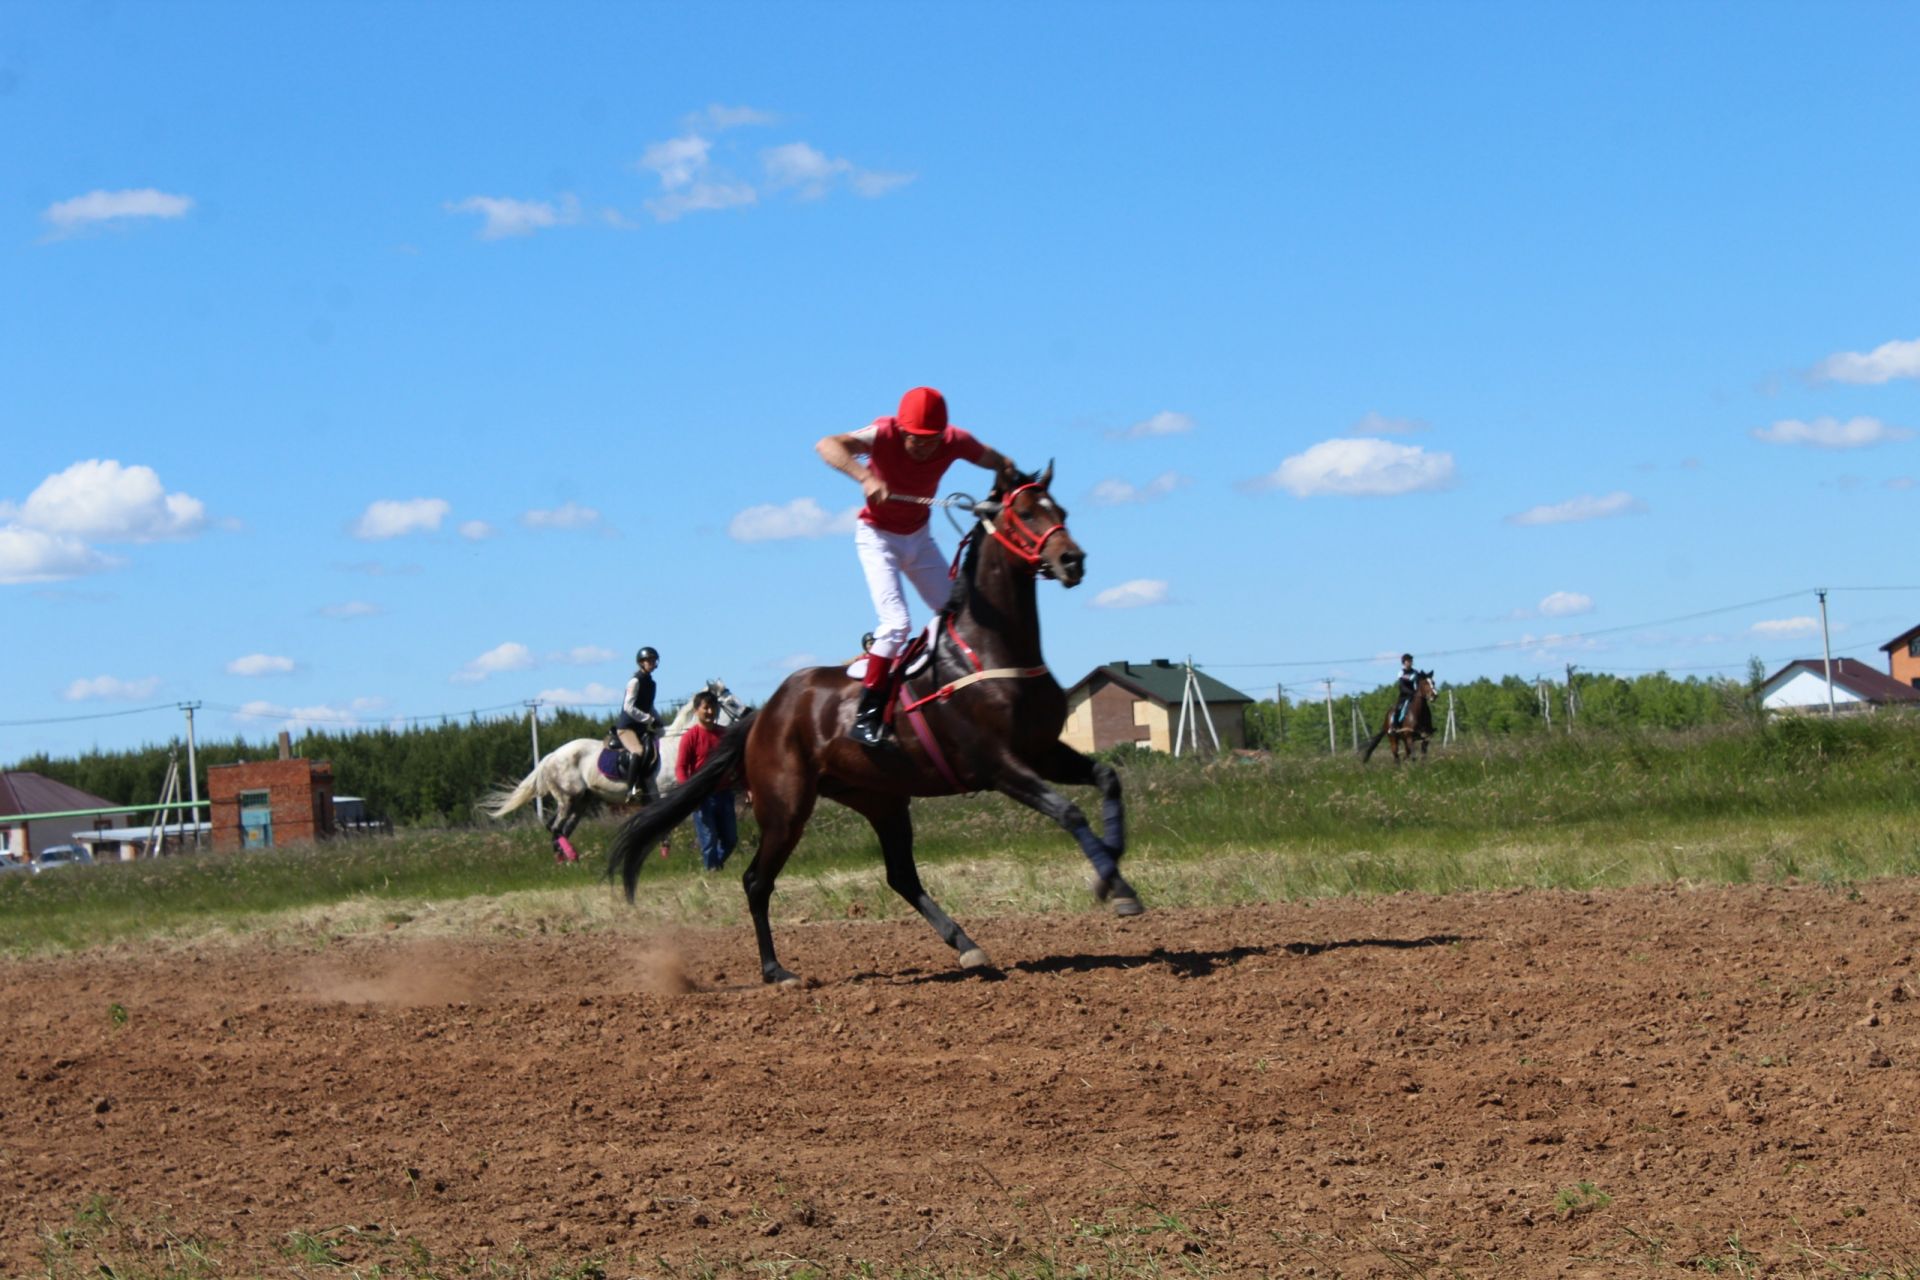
[
  {"xmin": 483, "ymin": 766, "xmax": 542, "ymax": 818},
  {"xmin": 607, "ymin": 711, "xmax": 755, "ymax": 900},
  {"xmin": 1359, "ymin": 721, "xmax": 1388, "ymax": 763}
]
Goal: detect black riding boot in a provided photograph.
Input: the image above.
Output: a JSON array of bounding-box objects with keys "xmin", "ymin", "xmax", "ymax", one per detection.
[{"xmin": 850, "ymin": 683, "xmax": 889, "ymax": 746}]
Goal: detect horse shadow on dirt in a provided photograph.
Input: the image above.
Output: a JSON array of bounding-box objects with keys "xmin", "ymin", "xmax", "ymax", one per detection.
[{"xmin": 846, "ymin": 934, "xmax": 1465, "ymax": 985}]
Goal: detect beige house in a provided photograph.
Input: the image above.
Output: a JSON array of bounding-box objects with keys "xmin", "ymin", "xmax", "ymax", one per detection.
[{"xmin": 1061, "ymin": 659, "xmax": 1254, "ymax": 753}]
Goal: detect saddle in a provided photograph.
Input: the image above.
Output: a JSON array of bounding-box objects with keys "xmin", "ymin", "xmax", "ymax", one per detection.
[
  {"xmin": 601, "ymin": 729, "xmax": 658, "ymax": 781},
  {"xmin": 878, "ymin": 628, "xmax": 937, "ymax": 728}
]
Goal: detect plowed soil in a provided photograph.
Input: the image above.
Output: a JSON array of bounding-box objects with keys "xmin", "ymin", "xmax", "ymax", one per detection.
[{"xmin": 4, "ymin": 881, "xmax": 1918, "ymax": 1277}]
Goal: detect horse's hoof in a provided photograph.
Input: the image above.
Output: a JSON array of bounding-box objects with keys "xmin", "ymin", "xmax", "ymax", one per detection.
[
  {"xmin": 1110, "ymin": 896, "xmax": 1145, "ymax": 918},
  {"xmin": 764, "ymin": 966, "xmax": 801, "ymax": 987},
  {"xmin": 958, "ymin": 947, "xmax": 993, "ymax": 970}
]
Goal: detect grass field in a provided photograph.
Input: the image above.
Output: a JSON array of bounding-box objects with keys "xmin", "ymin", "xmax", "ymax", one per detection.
[{"xmin": 4, "ymin": 712, "xmax": 1917, "ymax": 956}]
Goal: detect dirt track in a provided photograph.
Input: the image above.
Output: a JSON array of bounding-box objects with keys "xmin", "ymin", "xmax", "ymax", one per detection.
[{"xmin": 4, "ymin": 881, "xmax": 1918, "ymax": 1277}]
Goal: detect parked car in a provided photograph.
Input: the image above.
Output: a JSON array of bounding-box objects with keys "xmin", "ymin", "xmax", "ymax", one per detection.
[
  {"xmin": 0, "ymin": 857, "xmax": 32, "ymax": 875},
  {"xmin": 33, "ymin": 844, "xmax": 94, "ymax": 871}
]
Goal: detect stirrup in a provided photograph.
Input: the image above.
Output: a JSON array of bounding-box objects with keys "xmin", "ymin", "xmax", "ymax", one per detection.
[{"xmin": 851, "ymin": 709, "xmax": 888, "ymax": 746}]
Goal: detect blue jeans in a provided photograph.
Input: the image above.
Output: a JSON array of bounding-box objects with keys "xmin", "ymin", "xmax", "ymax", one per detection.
[{"xmin": 693, "ymin": 790, "xmax": 738, "ymax": 871}]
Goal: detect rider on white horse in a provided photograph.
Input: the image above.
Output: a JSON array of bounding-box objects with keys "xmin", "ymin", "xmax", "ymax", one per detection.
[{"xmin": 616, "ymin": 647, "xmax": 662, "ymax": 800}]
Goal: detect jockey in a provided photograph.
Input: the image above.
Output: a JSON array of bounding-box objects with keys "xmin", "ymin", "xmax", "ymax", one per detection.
[
  {"xmin": 817, "ymin": 387, "xmax": 1016, "ymax": 745},
  {"xmin": 616, "ymin": 646, "xmax": 661, "ymax": 799},
  {"xmin": 1392, "ymin": 653, "xmax": 1417, "ymax": 726}
]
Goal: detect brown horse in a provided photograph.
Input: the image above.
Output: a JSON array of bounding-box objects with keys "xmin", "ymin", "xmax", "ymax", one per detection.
[
  {"xmin": 1361, "ymin": 670, "xmax": 1437, "ymax": 764},
  {"xmin": 607, "ymin": 464, "xmax": 1138, "ymax": 986}
]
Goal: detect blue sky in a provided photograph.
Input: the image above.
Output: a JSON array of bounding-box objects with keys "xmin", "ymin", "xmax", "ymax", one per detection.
[{"xmin": 5, "ymin": 1, "xmax": 1918, "ymax": 761}]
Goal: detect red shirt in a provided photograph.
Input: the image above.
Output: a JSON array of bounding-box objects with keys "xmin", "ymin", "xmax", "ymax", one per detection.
[
  {"xmin": 676, "ymin": 720, "xmax": 729, "ymax": 784},
  {"xmin": 855, "ymin": 416, "xmax": 985, "ymax": 534}
]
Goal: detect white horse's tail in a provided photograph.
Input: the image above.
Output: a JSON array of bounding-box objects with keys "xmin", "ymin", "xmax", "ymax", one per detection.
[{"xmin": 483, "ymin": 767, "xmax": 542, "ymax": 819}]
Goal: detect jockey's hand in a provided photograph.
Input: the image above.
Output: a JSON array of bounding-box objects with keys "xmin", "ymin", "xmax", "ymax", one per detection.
[{"xmin": 861, "ymin": 474, "xmax": 891, "ymax": 507}]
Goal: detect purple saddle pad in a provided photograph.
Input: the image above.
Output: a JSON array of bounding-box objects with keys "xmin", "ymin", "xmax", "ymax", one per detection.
[{"xmin": 597, "ymin": 748, "xmax": 624, "ymax": 780}]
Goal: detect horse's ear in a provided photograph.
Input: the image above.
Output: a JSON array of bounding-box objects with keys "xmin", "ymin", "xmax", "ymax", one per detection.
[
  {"xmin": 971, "ymin": 499, "xmax": 1004, "ymax": 520},
  {"xmin": 1038, "ymin": 458, "xmax": 1055, "ymax": 490}
]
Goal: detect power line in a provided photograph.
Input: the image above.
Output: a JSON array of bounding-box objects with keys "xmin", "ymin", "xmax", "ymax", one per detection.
[{"xmin": 0, "ymin": 702, "xmax": 179, "ymax": 728}]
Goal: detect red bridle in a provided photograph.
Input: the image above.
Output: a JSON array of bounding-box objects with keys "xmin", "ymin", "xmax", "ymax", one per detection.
[{"xmin": 983, "ymin": 483, "xmax": 1068, "ymax": 568}]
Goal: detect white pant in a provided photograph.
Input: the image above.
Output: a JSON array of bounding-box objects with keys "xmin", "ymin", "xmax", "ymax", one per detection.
[{"xmin": 855, "ymin": 520, "xmax": 952, "ymax": 659}]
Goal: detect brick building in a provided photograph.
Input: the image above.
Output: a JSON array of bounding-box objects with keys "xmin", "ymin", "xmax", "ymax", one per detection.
[
  {"xmin": 1882, "ymin": 622, "xmax": 1920, "ymax": 691},
  {"xmin": 206, "ymin": 757, "xmax": 335, "ymax": 851},
  {"xmin": 1060, "ymin": 659, "xmax": 1254, "ymax": 754}
]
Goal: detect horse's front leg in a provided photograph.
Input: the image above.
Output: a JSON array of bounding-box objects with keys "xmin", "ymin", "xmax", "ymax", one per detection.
[
  {"xmin": 845, "ymin": 794, "xmax": 991, "ymax": 971},
  {"xmin": 550, "ymin": 797, "xmax": 579, "ymax": 863},
  {"xmin": 998, "ymin": 751, "xmax": 1142, "ymax": 917}
]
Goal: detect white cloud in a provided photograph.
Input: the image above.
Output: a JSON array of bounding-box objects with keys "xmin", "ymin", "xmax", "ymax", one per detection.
[
  {"xmin": 1514, "ymin": 632, "xmax": 1605, "ymax": 658},
  {"xmin": 762, "ymin": 142, "xmax": 851, "ymax": 195},
  {"xmin": 42, "ymin": 188, "xmax": 193, "ymax": 237},
  {"xmin": 226, "ymin": 653, "xmax": 296, "ymax": 677},
  {"xmin": 64, "ymin": 674, "xmax": 162, "ymax": 701},
  {"xmin": 1750, "ymin": 416, "xmax": 1913, "ymax": 449},
  {"xmin": 0, "ymin": 526, "xmax": 115, "ymax": 583},
  {"xmin": 1109, "ymin": 410, "xmax": 1195, "ymax": 440},
  {"xmin": 232, "ymin": 700, "xmax": 365, "ymax": 734},
  {"xmin": 647, "ymin": 181, "xmax": 758, "ymax": 222},
  {"xmin": 352, "ymin": 497, "xmax": 450, "ymax": 540},
  {"xmin": 641, "ymin": 135, "xmax": 713, "ymax": 189},
  {"xmin": 1813, "ymin": 337, "xmax": 1920, "ymax": 385},
  {"xmin": 458, "ymin": 520, "xmax": 495, "ymax": 540},
  {"xmin": 1350, "ymin": 411, "xmax": 1428, "ymax": 435},
  {"xmin": 534, "ymin": 682, "xmax": 622, "ymax": 706},
  {"xmin": 1888, "ymin": 476, "xmax": 1916, "ymax": 491},
  {"xmin": 445, "ymin": 194, "xmax": 581, "ymax": 240},
  {"xmin": 684, "ymin": 104, "xmax": 778, "ymax": 132},
  {"xmin": 772, "ymin": 652, "xmax": 826, "ymax": 672},
  {"xmin": 1090, "ymin": 472, "xmax": 1191, "ymax": 505},
  {"xmin": 1253, "ymin": 438, "xmax": 1456, "ymax": 498},
  {"xmin": 1750, "ymin": 616, "xmax": 1821, "ymax": 638},
  {"xmin": 319, "ymin": 600, "xmax": 381, "ymax": 619},
  {"xmin": 727, "ymin": 497, "xmax": 860, "ymax": 542},
  {"xmin": 15, "ymin": 460, "xmax": 206, "ymax": 542},
  {"xmin": 1506, "ymin": 491, "xmax": 1645, "ymax": 526},
  {"xmin": 554, "ymin": 645, "xmax": 615, "ymax": 665},
  {"xmin": 1538, "ymin": 591, "xmax": 1594, "ymax": 618},
  {"xmin": 850, "ymin": 169, "xmax": 915, "ymax": 197},
  {"xmin": 520, "ymin": 501, "xmax": 601, "ymax": 530},
  {"xmin": 1091, "ymin": 579, "xmax": 1170, "ymax": 609},
  {"xmin": 453, "ymin": 641, "xmax": 535, "ymax": 684}
]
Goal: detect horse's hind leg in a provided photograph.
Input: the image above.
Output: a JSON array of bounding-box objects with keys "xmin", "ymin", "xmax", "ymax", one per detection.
[
  {"xmin": 743, "ymin": 777, "xmax": 817, "ymax": 986},
  {"xmin": 548, "ymin": 797, "xmax": 580, "ymax": 862},
  {"xmin": 844, "ymin": 793, "xmax": 991, "ymax": 972}
]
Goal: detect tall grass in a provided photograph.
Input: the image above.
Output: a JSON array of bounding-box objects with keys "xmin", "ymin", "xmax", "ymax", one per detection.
[{"xmin": 3, "ymin": 714, "xmax": 1916, "ymax": 955}]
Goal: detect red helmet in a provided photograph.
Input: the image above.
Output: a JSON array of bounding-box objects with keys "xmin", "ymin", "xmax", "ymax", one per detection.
[{"xmin": 896, "ymin": 386, "xmax": 948, "ymax": 436}]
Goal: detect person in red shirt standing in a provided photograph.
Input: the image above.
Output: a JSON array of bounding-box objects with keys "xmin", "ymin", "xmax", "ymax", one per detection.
[
  {"xmin": 675, "ymin": 690, "xmax": 737, "ymax": 870},
  {"xmin": 816, "ymin": 386, "xmax": 1017, "ymax": 745}
]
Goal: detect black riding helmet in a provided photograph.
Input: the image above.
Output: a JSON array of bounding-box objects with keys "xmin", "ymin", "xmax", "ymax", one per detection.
[{"xmin": 636, "ymin": 646, "xmax": 659, "ymax": 666}]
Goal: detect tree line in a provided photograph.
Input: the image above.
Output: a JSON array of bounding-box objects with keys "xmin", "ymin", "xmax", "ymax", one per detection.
[
  {"xmin": 7, "ymin": 707, "xmax": 614, "ymax": 830},
  {"xmin": 1242, "ymin": 663, "xmax": 1766, "ymax": 754}
]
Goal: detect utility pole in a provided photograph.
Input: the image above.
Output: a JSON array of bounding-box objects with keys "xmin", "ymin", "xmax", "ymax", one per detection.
[
  {"xmin": 1444, "ymin": 689, "xmax": 1458, "ymax": 746},
  {"xmin": 1817, "ymin": 588, "xmax": 1836, "ymax": 717},
  {"xmin": 1322, "ymin": 679, "xmax": 1336, "ymax": 754},
  {"xmin": 525, "ymin": 700, "xmax": 545, "ymax": 821},
  {"xmin": 179, "ymin": 701, "xmax": 203, "ymax": 846}
]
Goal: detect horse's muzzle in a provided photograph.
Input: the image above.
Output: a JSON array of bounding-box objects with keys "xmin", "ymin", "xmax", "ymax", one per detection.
[{"xmin": 1053, "ymin": 548, "xmax": 1086, "ymax": 586}]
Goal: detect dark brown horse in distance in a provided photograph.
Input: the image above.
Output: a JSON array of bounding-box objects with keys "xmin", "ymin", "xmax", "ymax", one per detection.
[
  {"xmin": 1361, "ymin": 669, "xmax": 1437, "ymax": 764},
  {"xmin": 608, "ymin": 464, "xmax": 1138, "ymax": 986}
]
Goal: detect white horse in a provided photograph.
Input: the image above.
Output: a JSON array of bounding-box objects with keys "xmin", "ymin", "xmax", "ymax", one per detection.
[{"xmin": 485, "ymin": 680, "xmax": 747, "ymax": 862}]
